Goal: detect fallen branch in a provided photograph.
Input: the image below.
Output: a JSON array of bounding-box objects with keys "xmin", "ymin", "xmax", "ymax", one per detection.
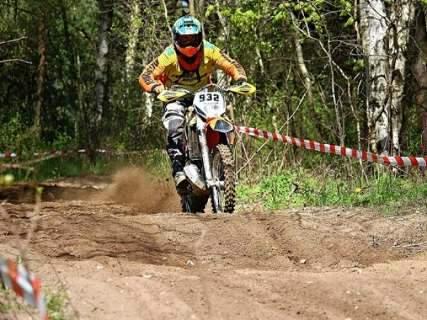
[
  {"xmin": 0, "ymin": 37, "xmax": 27, "ymax": 46},
  {"xmin": 0, "ymin": 59, "xmax": 32, "ymax": 65},
  {"xmin": 0, "ymin": 163, "xmax": 34, "ymax": 172}
]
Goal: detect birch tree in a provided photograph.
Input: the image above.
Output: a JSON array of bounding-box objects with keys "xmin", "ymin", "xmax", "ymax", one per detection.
[
  {"xmin": 34, "ymin": 8, "xmax": 48, "ymax": 142},
  {"xmin": 412, "ymin": 6, "xmax": 427, "ymax": 154},
  {"xmin": 94, "ymin": 0, "xmax": 113, "ymax": 146},
  {"xmin": 125, "ymin": 0, "xmax": 141, "ymax": 80},
  {"xmin": 1, "ymin": 0, "xmax": 426, "ymax": 159},
  {"xmin": 189, "ymin": 0, "xmax": 196, "ymax": 16},
  {"xmin": 360, "ymin": 0, "xmax": 390, "ymax": 154},
  {"xmin": 389, "ymin": 0, "xmax": 415, "ymax": 155},
  {"xmin": 360, "ymin": 0, "xmax": 415, "ymax": 154}
]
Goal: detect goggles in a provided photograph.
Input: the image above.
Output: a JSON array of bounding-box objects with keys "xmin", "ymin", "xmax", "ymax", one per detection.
[{"xmin": 175, "ymin": 33, "xmax": 202, "ymax": 48}]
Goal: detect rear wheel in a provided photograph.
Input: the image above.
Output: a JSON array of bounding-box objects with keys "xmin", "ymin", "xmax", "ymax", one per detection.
[{"xmin": 211, "ymin": 144, "xmax": 236, "ymax": 213}]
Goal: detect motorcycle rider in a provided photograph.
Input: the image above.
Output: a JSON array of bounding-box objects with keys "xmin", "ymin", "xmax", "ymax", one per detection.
[{"xmin": 139, "ymin": 15, "xmax": 248, "ymax": 189}]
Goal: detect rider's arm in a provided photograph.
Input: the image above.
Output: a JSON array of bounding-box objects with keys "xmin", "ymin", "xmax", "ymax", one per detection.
[
  {"xmin": 211, "ymin": 45, "xmax": 247, "ymax": 82},
  {"xmin": 139, "ymin": 48, "xmax": 173, "ymax": 93},
  {"xmin": 139, "ymin": 58, "xmax": 165, "ymax": 93}
]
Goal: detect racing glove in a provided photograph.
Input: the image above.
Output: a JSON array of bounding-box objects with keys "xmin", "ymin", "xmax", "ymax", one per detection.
[
  {"xmin": 152, "ymin": 84, "xmax": 165, "ymax": 94},
  {"xmin": 234, "ymin": 78, "xmax": 248, "ymax": 86}
]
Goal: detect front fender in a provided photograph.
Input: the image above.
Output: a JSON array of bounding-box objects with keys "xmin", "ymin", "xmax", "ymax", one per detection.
[
  {"xmin": 206, "ymin": 117, "xmax": 235, "ymax": 149},
  {"xmin": 207, "ymin": 117, "xmax": 234, "ymax": 133}
]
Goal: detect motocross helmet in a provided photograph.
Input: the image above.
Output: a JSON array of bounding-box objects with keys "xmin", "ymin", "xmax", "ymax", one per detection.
[{"xmin": 172, "ymin": 16, "xmax": 203, "ymax": 58}]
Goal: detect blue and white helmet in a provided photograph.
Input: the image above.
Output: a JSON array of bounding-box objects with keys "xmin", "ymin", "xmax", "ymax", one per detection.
[{"xmin": 172, "ymin": 16, "xmax": 203, "ymax": 57}]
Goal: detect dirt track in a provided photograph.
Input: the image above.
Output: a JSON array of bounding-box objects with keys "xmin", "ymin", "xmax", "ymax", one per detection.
[{"xmin": 0, "ymin": 170, "xmax": 426, "ymax": 320}]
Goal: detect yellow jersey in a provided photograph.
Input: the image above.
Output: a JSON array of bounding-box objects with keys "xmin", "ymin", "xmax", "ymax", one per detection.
[{"xmin": 139, "ymin": 40, "xmax": 247, "ymax": 92}]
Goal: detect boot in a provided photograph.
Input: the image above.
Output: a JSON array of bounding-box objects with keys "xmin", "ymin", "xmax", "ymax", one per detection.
[
  {"xmin": 172, "ymin": 159, "xmax": 189, "ymax": 190},
  {"xmin": 174, "ymin": 171, "xmax": 188, "ymax": 189}
]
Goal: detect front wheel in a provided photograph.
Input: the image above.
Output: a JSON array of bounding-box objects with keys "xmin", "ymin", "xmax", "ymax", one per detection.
[
  {"xmin": 211, "ymin": 144, "xmax": 236, "ymax": 213},
  {"xmin": 181, "ymin": 194, "xmax": 209, "ymax": 213}
]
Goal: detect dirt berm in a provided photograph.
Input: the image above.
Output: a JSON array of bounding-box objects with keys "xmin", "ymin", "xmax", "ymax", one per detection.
[{"xmin": 0, "ymin": 169, "xmax": 426, "ymax": 320}]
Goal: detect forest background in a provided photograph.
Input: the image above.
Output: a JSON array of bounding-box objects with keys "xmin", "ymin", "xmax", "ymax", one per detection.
[{"xmin": 1, "ymin": 0, "xmax": 427, "ymax": 209}]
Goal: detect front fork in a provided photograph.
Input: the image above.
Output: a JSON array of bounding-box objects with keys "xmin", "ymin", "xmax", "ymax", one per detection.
[{"xmin": 197, "ymin": 117, "xmax": 221, "ymax": 212}]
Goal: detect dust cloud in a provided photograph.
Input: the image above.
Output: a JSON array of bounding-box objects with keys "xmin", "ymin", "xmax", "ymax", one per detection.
[{"xmin": 101, "ymin": 167, "xmax": 180, "ymax": 213}]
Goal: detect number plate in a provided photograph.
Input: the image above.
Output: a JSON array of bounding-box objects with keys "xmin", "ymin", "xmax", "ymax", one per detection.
[{"xmin": 193, "ymin": 91, "xmax": 226, "ymax": 118}]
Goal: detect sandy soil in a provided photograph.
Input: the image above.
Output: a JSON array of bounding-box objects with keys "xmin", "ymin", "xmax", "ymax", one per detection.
[{"xmin": 0, "ymin": 169, "xmax": 426, "ymax": 320}]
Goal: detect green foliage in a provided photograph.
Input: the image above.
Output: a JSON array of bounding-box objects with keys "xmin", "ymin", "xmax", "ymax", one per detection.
[
  {"xmin": 46, "ymin": 290, "xmax": 69, "ymax": 320},
  {"xmin": 0, "ymin": 283, "xmax": 68, "ymax": 320},
  {"xmin": 238, "ymin": 169, "xmax": 427, "ymax": 213},
  {"xmin": 338, "ymin": 0, "xmax": 354, "ymax": 26},
  {"xmin": 228, "ymin": 9, "xmax": 260, "ymax": 31},
  {"xmin": 272, "ymin": 6, "xmax": 289, "ymax": 24},
  {"xmin": 4, "ymin": 150, "xmax": 170, "ymax": 182},
  {"xmin": 0, "ymin": 287, "xmax": 15, "ymax": 315},
  {"xmin": 0, "ymin": 114, "xmax": 25, "ymax": 150},
  {"xmin": 0, "ymin": 0, "xmax": 425, "ymax": 192},
  {"xmin": 0, "ymin": 174, "xmax": 15, "ymax": 185}
]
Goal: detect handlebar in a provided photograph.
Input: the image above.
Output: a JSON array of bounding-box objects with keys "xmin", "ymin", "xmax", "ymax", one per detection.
[
  {"xmin": 170, "ymin": 83, "xmax": 229, "ymax": 94},
  {"xmin": 157, "ymin": 82, "xmax": 256, "ymax": 103}
]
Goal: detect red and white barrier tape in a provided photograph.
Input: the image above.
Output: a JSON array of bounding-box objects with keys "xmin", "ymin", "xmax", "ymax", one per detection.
[
  {"xmin": 236, "ymin": 126, "xmax": 427, "ymax": 168},
  {"xmin": 0, "ymin": 257, "xmax": 48, "ymax": 320},
  {"xmin": 0, "ymin": 152, "xmax": 18, "ymax": 159}
]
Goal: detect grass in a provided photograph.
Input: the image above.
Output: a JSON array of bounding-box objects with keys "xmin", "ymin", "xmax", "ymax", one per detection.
[
  {"xmin": 1, "ymin": 282, "xmax": 73, "ymax": 320},
  {"xmin": 0, "ymin": 285, "xmax": 29, "ymax": 318},
  {"xmin": 0, "ymin": 287, "xmax": 15, "ymax": 315},
  {"xmin": 1, "ymin": 145, "xmax": 426, "ymax": 214},
  {"xmin": 237, "ymin": 167, "xmax": 427, "ymax": 213},
  {"xmin": 1, "ymin": 149, "xmax": 170, "ymax": 182},
  {"xmin": 46, "ymin": 290, "xmax": 71, "ymax": 320}
]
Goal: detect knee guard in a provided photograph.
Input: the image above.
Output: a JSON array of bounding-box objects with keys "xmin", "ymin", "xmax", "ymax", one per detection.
[{"xmin": 162, "ymin": 102, "xmax": 185, "ymax": 137}]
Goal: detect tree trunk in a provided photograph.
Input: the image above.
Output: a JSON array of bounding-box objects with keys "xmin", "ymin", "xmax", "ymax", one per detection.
[
  {"xmin": 360, "ymin": 0, "xmax": 390, "ymax": 154},
  {"xmin": 60, "ymin": 0, "xmax": 80, "ymax": 145},
  {"xmin": 412, "ymin": 8, "xmax": 427, "ymax": 155},
  {"xmin": 291, "ymin": 12, "xmax": 313, "ymax": 108},
  {"xmin": 198, "ymin": 0, "xmax": 205, "ymax": 18},
  {"xmin": 215, "ymin": 0, "xmax": 229, "ymax": 42},
  {"xmin": 189, "ymin": 0, "xmax": 196, "ymax": 16},
  {"xmin": 125, "ymin": 0, "xmax": 141, "ymax": 80},
  {"xmin": 360, "ymin": 0, "xmax": 415, "ymax": 154},
  {"xmin": 160, "ymin": 0, "xmax": 172, "ymax": 34},
  {"xmin": 34, "ymin": 12, "xmax": 47, "ymax": 142},
  {"xmin": 94, "ymin": 0, "xmax": 113, "ymax": 148},
  {"xmin": 289, "ymin": 12, "xmax": 327, "ymax": 141},
  {"xmin": 76, "ymin": 54, "xmax": 84, "ymax": 146},
  {"xmin": 389, "ymin": 0, "xmax": 415, "ymax": 155},
  {"xmin": 423, "ymin": 113, "xmax": 427, "ymax": 153},
  {"xmin": 144, "ymin": 92, "xmax": 153, "ymax": 118}
]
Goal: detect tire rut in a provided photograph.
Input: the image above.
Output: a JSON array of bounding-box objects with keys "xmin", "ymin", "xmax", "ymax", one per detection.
[{"xmin": 3, "ymin": 201, "xmax": 425, "ymax": 271}]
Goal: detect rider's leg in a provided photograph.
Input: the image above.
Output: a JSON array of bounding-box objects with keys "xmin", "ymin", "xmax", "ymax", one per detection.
[{"xmin": 162, "ymin": 101, "xmax": 187, "ymax": 188}]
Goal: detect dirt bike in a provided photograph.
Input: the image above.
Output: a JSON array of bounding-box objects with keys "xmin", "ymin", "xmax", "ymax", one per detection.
[{"xmin": 157, "ymin": 82, "xmax": 256, "ymax": 214}]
